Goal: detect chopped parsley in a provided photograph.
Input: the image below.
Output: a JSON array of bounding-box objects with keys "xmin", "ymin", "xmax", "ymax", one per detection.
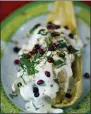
[{"xmin": 20, "ymin": 53, "xmax": 41, "ymax": 75}]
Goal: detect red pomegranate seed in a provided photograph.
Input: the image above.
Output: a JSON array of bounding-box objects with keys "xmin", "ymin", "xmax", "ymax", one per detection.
[
  {"xmin": 48, "ymin": 45, "xmax": 54, "ymax": 51},
  {"xmin": 64, "ymin": 26, "xmax": 69, "ymax": 30},
  {"xmin": 32, "ymin": 49, "xmax": 38, "ymax": 54},
  {"xmin": 47, "ymin": 57, "xmax": 54, "ymax": 63},
  {"xmin": 45, "ymin": 71, "xmax": 50, "ymax": 77},
  {"xmin": 67, "ymin": 45, "xmax": 73, "ymax": 51},
  {"xmin": 14, "ymin": 59, "xmax": 20, "ymax": 64},
  {"xmin": 53, "ymin": 43, "xmax": 57, "ymax": 48},
  {"xmin": 37, "ymin": 80, "xmax": 44, "ymax": 85},
  {"xmin": 39, "ymin": 48, "xmax": 45, "ymax": 55}
]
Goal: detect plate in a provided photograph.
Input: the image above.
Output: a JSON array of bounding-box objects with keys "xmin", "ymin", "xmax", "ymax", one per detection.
[{"xmin": 1, "ymin": 1, "xmax": 90, "ymax": 113}]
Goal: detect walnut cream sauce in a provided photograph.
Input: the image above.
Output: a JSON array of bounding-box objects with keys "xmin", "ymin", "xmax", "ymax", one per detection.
[{"xmin": 12, "ymin": 22, "xmax": 83, "ymax": 113}]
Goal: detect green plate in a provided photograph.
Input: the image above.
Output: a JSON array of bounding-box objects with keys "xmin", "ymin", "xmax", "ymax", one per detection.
[{"xmin": 1, "ymin": 1, "xmax": 90, "ymax": 113}]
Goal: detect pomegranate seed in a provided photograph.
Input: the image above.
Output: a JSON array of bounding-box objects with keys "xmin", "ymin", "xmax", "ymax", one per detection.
[
  {"xmin": 84, "ymin": 73, "xmax": 90, "ymax": 78},
  {"xmin": 64, "ymin": 26, "xmax": 69, "ymax": 29},
  {"xmin": 68, "ymin": 33, "xmax": 74, "ymax": 39},
  {"xmin": 47, "ymin": 57, "xmax": 54, "ymax": 63},
  {"xmin": 37, "ymin": 80, "xmax": 44, "ymax": 85},
  {"xmin": 39, "ymin": 48, "xmax": 45, "ymax": 55},
  {"xmin": 48, "ymin": 45, "xmax": 54, "ymax": 51},
  {"xmin": 32, "ymin": 49, "xmax": 38, "ymax": 54},
  {"xmin": 53, "ymin": 43, "xmax": 57, "ymax": 48},
  {"xmin": 34, "ymin": 44, "xmax": 40, "ymax": 49},
  {"xmin": 67, "ymin": 45, "xmax": 73, "ymax": 51},
  {"xmin": 14, "ymin": 59, "xmax": 20, "ymax": 64},
  {"xmin": 13, "ymin": 47, "xmax": 21, "ymax": 53},
  {"xmin": 45, "ymin": 71, "xmax": 50, "ymax": 77}
]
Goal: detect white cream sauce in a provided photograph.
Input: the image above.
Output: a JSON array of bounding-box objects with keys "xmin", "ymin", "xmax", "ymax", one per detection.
[{"xmin": 12, "ymin": 24, "xmax": 83, "ymax": 113}]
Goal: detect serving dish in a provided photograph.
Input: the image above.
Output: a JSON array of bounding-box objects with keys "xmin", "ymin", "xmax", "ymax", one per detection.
[{"xmin": 1, "ymin": 1, "xmax": 90, "ymax": 113}]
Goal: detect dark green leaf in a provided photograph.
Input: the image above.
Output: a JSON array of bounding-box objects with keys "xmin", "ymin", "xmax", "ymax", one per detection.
[
  {"xmin": 71, "ymin": 48, "xmax": 78, "ymax": 53},
  {"xmin": 57, "ymin": 40, "xmax": 67, "ymax": 48},
  {"xmin": 54, "ymin": 79, "xmax": 59, "ymax": 84},
  {"xmin": 53, "ymin": 59, "xmax": 64, "ymax": 65},
  {"xmin": 38, "ymin": 29, "xmax": 48, "ymax": 35},
  {"xmin": 29, "ymin": 24, "xmax": 41, "ymax": 34},
  {"xmin": 53, "ymin": 59, "xmax": 66, "ymax": 67}
]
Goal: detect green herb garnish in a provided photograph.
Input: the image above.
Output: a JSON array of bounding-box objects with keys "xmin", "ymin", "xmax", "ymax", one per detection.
[
  {"xmin": 20, "ymin": 53, "xmax": 40, "ymax": 75},
  {"xmin": 29, "ymin": 27, "xmax": 35, "ymax": 34},
  {"xmin": 57, "ymin": 40, "xmax": 67, "ymax": 48},
  {"xmin": 38, "ymin": 29, "xmax": 48, "ymax": 35},
  {"xmin": 54, "ymin": 79, "xmax": 59, "ymax": 84},
  {"xmin": 29, "ymin": 24, "xmax": 41, "ymax": 34},
  {"xmin": 53, "ymin": 59, "xmax": 66, "ymax": 68},
  {"xmin": 70, "ymin": 48, "xmax": 78, "ymax": 53}
]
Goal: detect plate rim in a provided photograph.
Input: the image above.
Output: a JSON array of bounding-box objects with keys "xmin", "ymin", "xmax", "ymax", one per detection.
[{"xmin": 1, "ymin": 1, "xmax": 90, "ymax": 29}]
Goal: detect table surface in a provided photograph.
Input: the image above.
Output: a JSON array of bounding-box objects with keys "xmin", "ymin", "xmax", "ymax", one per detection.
[{"xmin": 0, "ymin": 1, "xmax": 91, "ymax": 22}]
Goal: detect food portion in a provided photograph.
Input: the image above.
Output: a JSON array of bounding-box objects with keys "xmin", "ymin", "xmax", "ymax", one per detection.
[
  {"xmin": 46, "ymin": 1, "xmax": 83, "ymax": 108},
  {"xmin": 12, "ymin": 22, "xmax": 83, "ymax": 113}
]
